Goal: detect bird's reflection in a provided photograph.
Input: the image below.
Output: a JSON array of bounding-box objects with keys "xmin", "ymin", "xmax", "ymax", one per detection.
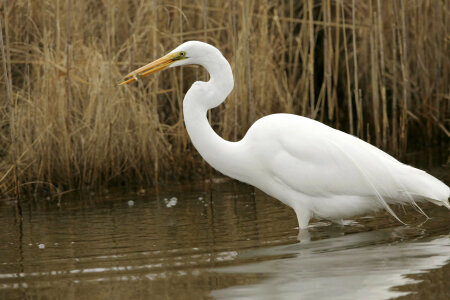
[
  {"xmin": 296, "ymin": 220, "xmax": 359, "ymax": 242},
  {"xmin": 212, "ymin": 227, "xmax": 449, "ymax": 300}
]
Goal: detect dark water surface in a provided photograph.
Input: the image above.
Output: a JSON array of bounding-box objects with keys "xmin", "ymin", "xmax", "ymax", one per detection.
[{"xmin": 0, "ymin": 150, "xmax": 449, "ymax": 299}]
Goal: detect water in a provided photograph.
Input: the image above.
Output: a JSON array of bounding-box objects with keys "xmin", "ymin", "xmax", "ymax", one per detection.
[{"xmin": 0, "ymin": 151, "xmax": 449, "ymax": 299}]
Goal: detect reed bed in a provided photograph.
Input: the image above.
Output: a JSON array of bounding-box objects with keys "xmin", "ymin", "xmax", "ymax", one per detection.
[{"xmin": 0, "ymin": 0, "xmax": 448, "ymax": 197}]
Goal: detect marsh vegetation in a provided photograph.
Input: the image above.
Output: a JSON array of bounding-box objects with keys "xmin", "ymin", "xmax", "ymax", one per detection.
[{"xmin": 0, "ymin": 0, "xmax": 448, "ymax": 196}]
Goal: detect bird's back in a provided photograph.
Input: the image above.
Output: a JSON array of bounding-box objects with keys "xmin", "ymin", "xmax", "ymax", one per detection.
[{"xmin": 240, "ymin": 113, "xmax": 449, "ymax": 218}]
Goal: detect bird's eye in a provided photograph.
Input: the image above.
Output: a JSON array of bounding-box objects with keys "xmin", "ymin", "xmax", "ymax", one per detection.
[{"xmin": 180, "ymin": 51, "xmax": 186, "ymax": 57}]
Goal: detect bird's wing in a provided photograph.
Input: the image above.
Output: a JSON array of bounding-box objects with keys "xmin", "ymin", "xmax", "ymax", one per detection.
[
  {"xmin": 246, "ymin": 114, "xmax": 411, "ymax": 219},
  {"xmin": 276, "ymin": 120, "xmax": 400, "ymax": 197}
]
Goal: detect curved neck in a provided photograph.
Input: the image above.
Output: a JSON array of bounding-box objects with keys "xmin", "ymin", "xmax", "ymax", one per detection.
[{"xmin": 182, "ymin": 54, "xmax": 248, "ymax": 182}]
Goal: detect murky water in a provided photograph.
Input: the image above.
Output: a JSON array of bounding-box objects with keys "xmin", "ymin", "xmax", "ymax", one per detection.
[{"xmin": 0, "ymin": 150, "xmax": 449, "ymax": 300}]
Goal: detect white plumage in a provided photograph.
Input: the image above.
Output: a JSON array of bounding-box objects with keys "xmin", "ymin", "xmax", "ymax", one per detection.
[{"xmin": 120, "ymin": 41, "xmax": 450, "ymax": 229}]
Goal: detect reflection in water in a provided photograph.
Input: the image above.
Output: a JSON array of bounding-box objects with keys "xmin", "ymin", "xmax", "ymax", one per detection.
[
  {"xmin": 212, "ymin": 229, "xmax": 450, "ymax": 300},
  {"xmin": 0, "ymin": 149, "xmax": 448, "ymax": 299},
  {"xmin": 0, "ymin": 182, "xmax": 298, "ymax": 299}
]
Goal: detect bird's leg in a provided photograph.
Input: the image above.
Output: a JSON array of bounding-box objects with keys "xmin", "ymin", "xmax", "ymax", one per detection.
[
  {"xmin": 295, "ymin": 207, "xmax": 311, "ymax": 230},
  {"xmin": 292, "ymin": 205, "xmax": 312, "ymax": 242},
  {"xmin": 297, "ymin": 228, "xmax": 311, "ymax": 242}
]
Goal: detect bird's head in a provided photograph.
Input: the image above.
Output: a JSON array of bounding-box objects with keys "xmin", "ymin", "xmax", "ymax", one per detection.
[{"xmin": 118, "ymin": 41, "xmax": 221, "ymax": 85}]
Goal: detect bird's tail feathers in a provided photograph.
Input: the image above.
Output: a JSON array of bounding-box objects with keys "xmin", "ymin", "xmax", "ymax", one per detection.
[
  {"xmin": 429, "ymin": 198, "xmax": 450, "ymax": 209},
  {"xmin": 444, "ymin": 200, "xmax": 450, "ymax": 210},
  {"xmin": 329, "ymin": 141, "xmax": 406, "ymax": 224},
  {"xmin": 400, "ymin": 167, "xmax": 450, "ymax": 210},
  {"xmin": 329, "ymin": 141, "xmax": 449, "ymax": 224},
  {"xmin": 403, "ymin": 191, "xmax": 450, "ymax": 210}
]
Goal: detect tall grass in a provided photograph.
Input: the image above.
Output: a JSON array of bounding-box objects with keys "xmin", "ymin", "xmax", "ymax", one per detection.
[{"xmin": 0, "ymin": 0, "xmax": 448, "ymax": 196}]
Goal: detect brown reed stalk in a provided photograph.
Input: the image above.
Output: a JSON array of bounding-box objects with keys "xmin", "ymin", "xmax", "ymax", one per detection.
[
  {"xmin": 24, "ymin": 0, "xmax": 33, "ymax": 193},
  {"xmin": 307, "ymin": 0, "xmax": 315, "ymax": 117},
  {"xmin": 2, "ymin": 0, "xmax": 11, "ymax": 84},
  {"xmin": 232, "ymin": 0, "xmax": 238, "ymax": 141},
  {"xmin": 24, "ymin": 0, "xmax": 31, "ymax": 96},
  {"xmin": 433, "ymin": 0, "xmax": 440, "ymax": 138},
  {"xmin": 399, "ymin": 0, "xmax": 409, "ymax": 155},
  {"xmin": 323, "ymin": 0, "xmax": 331, "ymax": 121},
  {"xmin": 152, "ymin": 0, "xmax": 159, "ymax": 185},
  {"xmin": 243, "ymin": 0, "xmax": 253, "ymax": 125},
  {"xmin": 63, "ymin": 0, "xmax": 72, "ymax": 189},
  {"xmin": 376, "ymin": 0, "xmax": 388, "ymax": 149},
  {"xmin": 369, "ymin": 1, "xmax": 381, "ymax": 147},
  {"xmin": 65, "ymin": 0, "xmax": 71, "ymax": 128},
  {"xmin": 341, "ymin": 1, "xmax": 353, "ymax": 135},
  {"xmin": 351, "ymin": 0, "xmax": 363, "ymax": 138},
  {"xmin": 258, "ymin": 0, "xmax": 270, "ymax": 114},
  {"xmin": 54, "ymin": 0, "xmax": 60, "ymax": 52},
  {"xmin": 177, "ymin": 0, "xmax": 185, "ymax": 153},
  {"xmin": 391, "ymin": 2, "xmax": 399, "ymax": 155},
  {"xmin": 331, "ymin": 0, "xmax": 339, "ymax": 128}
]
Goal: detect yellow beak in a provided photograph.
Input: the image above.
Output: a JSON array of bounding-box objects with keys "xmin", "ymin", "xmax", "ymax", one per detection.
[{"xmin": 118, "ymin": 52, "xmax": 179, "ymax": 85}]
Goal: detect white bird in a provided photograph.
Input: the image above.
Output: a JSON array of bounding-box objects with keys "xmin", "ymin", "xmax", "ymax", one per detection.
[{"xmin": 119, "ymin": 41, "xmax": 450, "ymax": 229}]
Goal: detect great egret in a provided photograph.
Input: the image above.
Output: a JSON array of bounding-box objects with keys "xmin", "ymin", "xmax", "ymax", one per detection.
[{"xmin": 119, "ymin": 41, "xmax": 450, "ymax": 229}]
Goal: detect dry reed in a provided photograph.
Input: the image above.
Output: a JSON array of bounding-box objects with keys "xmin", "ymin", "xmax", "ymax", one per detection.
[{"xmin": 0, "ymin": 0, "xmax": 448, "ymax": 197}]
